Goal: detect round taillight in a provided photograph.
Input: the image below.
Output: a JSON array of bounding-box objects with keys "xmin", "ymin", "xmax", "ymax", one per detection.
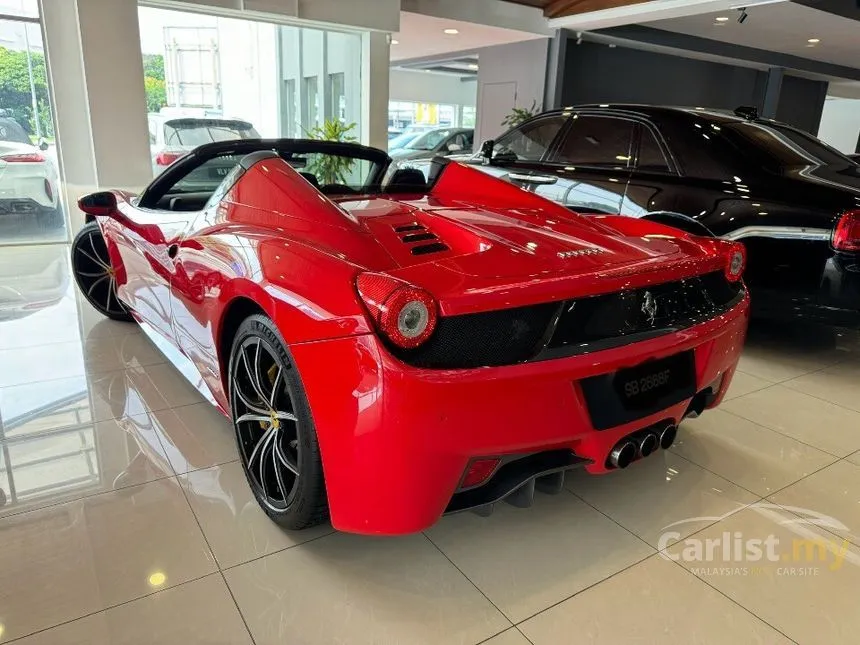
[
  {"xmin": 356, "ymin": 273, "xmax": 438, "ymax": 349},
  {"xmin": 722, "ymin": 242, "xmax": 746, "ymax": 283}
]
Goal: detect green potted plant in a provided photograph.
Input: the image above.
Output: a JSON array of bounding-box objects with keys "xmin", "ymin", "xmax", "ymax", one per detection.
[
  {"xmin": 501, "ymin": 100, "xmax": 541, "ymax": 129},
  {"xmin": 305, "ymin": 119, "xmax": 357, "ymax": 184}
]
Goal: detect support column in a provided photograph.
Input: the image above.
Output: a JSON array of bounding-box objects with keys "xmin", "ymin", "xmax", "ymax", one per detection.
[
  {"xmin": 362, "ymin": 31, "xmax": 390, "ymax": 150},
  {"xmin": 761, "ymin": 67, "xmax": 784, "ymax": 119},
  {"xmin": 544, "ymin": 29, "xmax": 569, "ymax": 110},
  {"xmin": 40, "ymin": 0, "xmax": 152, "ymax": 207}
]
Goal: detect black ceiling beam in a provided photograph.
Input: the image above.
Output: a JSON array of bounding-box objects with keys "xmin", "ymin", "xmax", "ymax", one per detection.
[{"xmin": 592, "ymin": 24, "xmax": 860, "ymax": 82}]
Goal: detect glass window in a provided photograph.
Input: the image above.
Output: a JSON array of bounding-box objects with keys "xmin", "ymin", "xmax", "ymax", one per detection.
[
  {"xmin": 327, "ymin": 72, "xmax": 345, "ymax": 122},
  {"xmin": 302, "ymin": 76, "xmax": 319, "ymax": 128},
  {"xmin": 170, "ymin": 153, "xmax": 245, "ymax": 197},
  {"xmin": 0, "ymin": 0, "xmax": 38, "ymax": 18},
  {"xmin": 406, "ymin": 129, "xmax": 453, "ymax": 151},
  {"xmin": 493, "ymin": 115, "xmax": 567, "ymax": 162},
  {"xmin": 554, "ymin": 116, "xmax": 635, "ymax": 166},
  {"xmin": 163, "ymin": 118, "xmax": 259, "ymax": 147},
  {"xmin": 637, "ymin": 127, "xmax": 670, "ymax": 172},
  {"xmin": 724, "ymin": 122, "xmax": 855, "ymax": 168}
]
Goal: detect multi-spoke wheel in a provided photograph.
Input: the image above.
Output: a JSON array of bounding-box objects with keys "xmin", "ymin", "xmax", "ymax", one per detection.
[
  {"xmin": 229, "ymin": 314, "xmax": 327, "ymax": 529},
  {"xmin": 71, "ymin": 222, "xmax": 133, "ymax": 321}
]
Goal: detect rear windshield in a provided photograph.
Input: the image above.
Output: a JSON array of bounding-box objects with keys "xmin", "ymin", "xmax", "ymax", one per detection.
[
  {"xmin": 724, "ymin": 122, "xmax": 854, "ymax": 168},
  {"xmin": 0, "ymin": 119, "xmax": 31, "ymax": 145},
  {"xmin": 164, "ymin": 119, "xmax": 260, "ymax": 147}
]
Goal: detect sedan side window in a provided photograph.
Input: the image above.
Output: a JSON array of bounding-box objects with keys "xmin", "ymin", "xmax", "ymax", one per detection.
[
  {"xmin": 553, "ymin": 116, "xmax": 635, "ymax": 167},
  {"xmin": 637, "ymin": 127, "xmax": 671, "ymax": 173},
  {"xmin": 493, "ymin": 116, "xmax": 567, "ymax": 162}
]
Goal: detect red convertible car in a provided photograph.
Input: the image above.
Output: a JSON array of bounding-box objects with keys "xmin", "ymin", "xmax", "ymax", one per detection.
[{"xmin": 72, "ymin": 139, "xmax": 749, "ymax": 535}]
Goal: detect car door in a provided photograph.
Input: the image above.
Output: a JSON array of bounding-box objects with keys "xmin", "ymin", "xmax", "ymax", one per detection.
[
  {"xmin": 113, "ymin": 151, "xmax": 245, "ymax": 343},
  {"xmin": 621, "ymin": 122, "xmax": 686, "ymax": 217},
  {"xmin": 536, "ymin": 112, "xmax": 635, "ymax": 215}
]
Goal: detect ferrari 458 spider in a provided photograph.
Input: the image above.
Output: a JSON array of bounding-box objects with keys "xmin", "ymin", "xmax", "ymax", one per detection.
[{"xmin": 72, "ymin": 139, "xmax": 749, "ymax": 535}]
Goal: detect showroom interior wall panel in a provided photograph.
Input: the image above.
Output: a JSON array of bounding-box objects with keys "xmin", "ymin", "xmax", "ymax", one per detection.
[
  {"xmin": 389, "ymin": 69, "xmax": 477, "ymax": 109},
  {"xmin": 560, "ymin": 41, "xmax": 767, "ymax": 114},
  {"xmin": 474, "ymin": 38, "xmax": 550, "ymax": 144},
  {"xmin": 775, "ymin": 74, "xmax": 829, "ymax": 136},
  {"xmin": 818, "ymin": 97, "xmax": 860, "ymax": 153}
]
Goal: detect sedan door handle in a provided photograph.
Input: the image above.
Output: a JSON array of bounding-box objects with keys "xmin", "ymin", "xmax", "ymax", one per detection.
[{"xmin": 509, "ymin": 173, "xmax": 558, "ymax": 185}]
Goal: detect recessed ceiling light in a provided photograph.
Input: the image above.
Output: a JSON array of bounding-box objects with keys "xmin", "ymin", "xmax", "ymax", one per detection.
[
  {"xmin": 715, "ymin": 16, "xmax": 729, "ymax": 21},
  {"xmin": 443, "ymin": 28, "xmax": 459, "ymax": 35},
  {"xmin": 391, "ymin": 39, "xmax": 399, "ymax": 45},
  {"xmin": 807, "ymin": 38, "xmax": 820, "ymax": 43},
  {"xmin": 467, "ymin": 63, "xmax": 478, "ymax": 70}
]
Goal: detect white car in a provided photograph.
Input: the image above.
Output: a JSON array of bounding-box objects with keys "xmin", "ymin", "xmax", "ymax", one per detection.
[
  {"xmin": 0, "ymin": 118, "xmax": 60, "ymax": 226},
  {"xmin": 148, "ymin": 114, "xmax": 261, "ymax": 176}
]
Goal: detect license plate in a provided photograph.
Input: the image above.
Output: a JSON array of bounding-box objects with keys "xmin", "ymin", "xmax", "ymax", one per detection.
[
  {"xmin": 581, "ymin": 351, "xmax": 696, "ymax": 430},
  {"xmin": 210, "ymin": 166, "xmax": 231, "ymax": 178}
]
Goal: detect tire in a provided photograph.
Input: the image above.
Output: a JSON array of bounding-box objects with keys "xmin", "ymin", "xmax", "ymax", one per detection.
[
  {"xmin": 71, "ymin": 222, "xmax": 134, "ymax": 322},
  {"xmin": 228, "ymin": 314, "xmax": 328, "ymax": 529}
]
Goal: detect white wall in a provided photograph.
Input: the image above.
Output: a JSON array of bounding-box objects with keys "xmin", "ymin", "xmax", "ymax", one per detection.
[
  {"xmin": 389, "ymin": 69, "xmax": 476, "ymax": 107},
  {"xmin": 474, "ymin": 38, "xmax": 549, "ymax": 144},
  {"xmin": 818, "ymin": 97, "xmax": 860, "ymax": 154},
  {"xmin": 401, "ymin": 0, "xmax": 550, "ymax": 35}
]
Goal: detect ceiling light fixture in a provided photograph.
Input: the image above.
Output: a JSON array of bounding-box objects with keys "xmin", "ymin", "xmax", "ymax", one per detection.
[
  {"xmin": 443, "ymin": 28, "xmax": 459, "ymax": 35},
  {"xmin": 715, "ymin": 16, "xmax": 729, "ymax": 21},
  {"xmin": 391, "ymin": 39, "xmax": 399, "ymax": 45},
  {"xmin": 807, "ymin": 38, "xmax": 820, "ymax": 43}
]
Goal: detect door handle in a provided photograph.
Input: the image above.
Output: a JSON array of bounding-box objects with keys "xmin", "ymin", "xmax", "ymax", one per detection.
[
  {"xmin": 509, "ymin": 173, "xmax": 558, "ymax": 185},
  {"xmin": 167, "ymin": 244, "xmax": 178, "ymax": 259}
]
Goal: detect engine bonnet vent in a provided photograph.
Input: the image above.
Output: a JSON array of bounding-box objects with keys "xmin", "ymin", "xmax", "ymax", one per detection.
[{"xmin": 393, "ymin": 222, "xmax": 450, "ymax": 256}]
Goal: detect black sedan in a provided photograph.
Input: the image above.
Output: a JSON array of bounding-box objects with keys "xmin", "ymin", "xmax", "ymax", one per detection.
[{"xmin": 468, "ymin": 105, "xmax": 860, "ymax": 328}]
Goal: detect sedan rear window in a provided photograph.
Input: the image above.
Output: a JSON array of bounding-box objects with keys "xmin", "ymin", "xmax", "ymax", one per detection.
[
  {"xmin": 725, "ymin": 122, "xmax": 854, "ymax": 168},
  {"xmin": 164, "ymin": 119, "xmax": 260, "ymax": 147}
]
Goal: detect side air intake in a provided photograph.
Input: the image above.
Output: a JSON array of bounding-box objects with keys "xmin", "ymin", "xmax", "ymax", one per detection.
[{"xmin": 392, "ymin": 222, "xmax": 450, "ymax": 256}]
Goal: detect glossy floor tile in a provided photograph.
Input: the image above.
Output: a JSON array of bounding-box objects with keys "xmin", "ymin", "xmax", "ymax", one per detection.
[
  {"xmin": 224, "ymin": 533, "xmax": 511, "ymax": 645},
  {"xmin": 722, "ymin": 385, "xmax": 860, "ymax": 457},
  {"xmin": 519, "ymin": 555, "xmax": 793, "ymax": 645},
  {"xmin": 179, "ymin": 460, "xmax": 333, "ymax": 568},
  {"xmin": 565, "ymin": 450, "xmax": 758, "ymax": 548},
  {"xmin": 427, "ymin": 492, "xmax": 654, "ymax": 623},
  {"xmin": 4, "ymin": 245, "xmax": 860, "ymax": 644},
  {"xmin": 675, "ymin": 409, "xmax": 837, "ymax": 496}
]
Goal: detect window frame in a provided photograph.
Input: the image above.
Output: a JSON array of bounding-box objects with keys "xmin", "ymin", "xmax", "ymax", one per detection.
[
  {"xmin": 631, "ymin": 121, "xmax": 680, "ymax": 176},
  {"xmin": 490, "ymin": 113, "xmax": 572, "ymax": 164},
  {"xmin": 547, "ymin": 111, "xmax": 639, "ymax": 170}
]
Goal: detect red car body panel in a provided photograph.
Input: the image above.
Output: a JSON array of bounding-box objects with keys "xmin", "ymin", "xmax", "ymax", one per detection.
[{"xmin": 90, "ymin": 154, "xmax": 749, "ymax": 535}]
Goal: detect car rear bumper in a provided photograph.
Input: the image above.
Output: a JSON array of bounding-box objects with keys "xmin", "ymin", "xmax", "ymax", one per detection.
[
  {"xmin": 291, "ymin": 292, "xmax": 750, "ymax": 535},
  {"xmin": 750, "ymin": 253, "xmax": 860, "ymax": 328}
]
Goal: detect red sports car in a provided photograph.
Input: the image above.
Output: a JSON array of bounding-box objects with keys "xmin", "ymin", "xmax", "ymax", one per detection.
[{"xmin": 72, "ymin": 139, "xmax": 749, "ymax": 535}]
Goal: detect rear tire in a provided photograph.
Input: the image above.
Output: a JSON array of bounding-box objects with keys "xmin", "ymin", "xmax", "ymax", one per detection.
[
  {"xmin": 228, "ymin": 314, "xmax": 328, "ymax": 530},
  {"xmin": 71, "ymin": 222, "xmax": 134, "ymax": 322}
]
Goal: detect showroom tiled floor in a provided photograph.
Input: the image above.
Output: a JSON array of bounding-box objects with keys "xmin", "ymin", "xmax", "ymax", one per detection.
[{"xmin": 2, "ymin": 244, "xmax": 860, "ymax": 644}]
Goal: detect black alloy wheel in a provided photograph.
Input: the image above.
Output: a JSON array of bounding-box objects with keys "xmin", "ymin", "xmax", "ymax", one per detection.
[
  {"xmin": 229, "ymin": 314, "xmax": 327, "ymax": 529},
  {"xmin": 71, "ymin": 222, "xmax": 134, "ymax": 321}
]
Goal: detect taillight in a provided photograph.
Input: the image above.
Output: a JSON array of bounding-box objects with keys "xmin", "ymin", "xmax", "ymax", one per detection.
[
  {"xmin": 1, "ymin": 152, "xmax": 45, "ymax": 163},
  {"xmin": 156, "ymin": 151, "xmax": 184, "ymax": 166},
  {"xmin": 832, "ymin": 210, "xmax": 860, "ymax": 252},
  {"xmin": 722, "ymin": 241, "xmax": 746, "ymax": 283},
  {"xmin": 356, "ymin": 272, "xmax": 437, "ymax": 349}
]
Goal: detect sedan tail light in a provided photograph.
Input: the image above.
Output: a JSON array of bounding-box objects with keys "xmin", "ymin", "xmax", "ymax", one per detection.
[
  {"xmin": 155, "ymin": 150, "xmax": 185, "ymax": 166},
  {"xmin": 356, "ymin": 272, "xmax": 438, "ymax": 349},
  {"xmin": 1, "ymin": 152, "xmax": 45, "ymax": 163},
  {"xmin": 722, "ymin": 241, "xmax": 746, "ymax": 283},
  {"xmin": 832, "ymin": 210, "xmax": 860, "ymax": 252}
]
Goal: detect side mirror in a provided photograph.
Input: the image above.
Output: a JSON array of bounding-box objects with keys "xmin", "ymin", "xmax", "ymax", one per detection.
[
  {"xmin": 480, "ymin": 139, "xmax": 495, "ymax": 165},
  {"xmin": 78, "ymin": 191, "xmax": 118, "ymax": 217},
  {"xmin": 38, "ymin": 139, "xmax": 49, "ymax": 151}
]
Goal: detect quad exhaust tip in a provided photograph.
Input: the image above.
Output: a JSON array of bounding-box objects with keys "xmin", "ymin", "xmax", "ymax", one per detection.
[
  {"xmin": 659, "ymin": 424, "xmax": 678, "ymax": 450},
  {"xmin": 609, "ymin": 440, "xmax": 637, "ymax": 469},
  {"xmin": 638, "ymin": 433, "xmax": 659, "ymax": 458}
]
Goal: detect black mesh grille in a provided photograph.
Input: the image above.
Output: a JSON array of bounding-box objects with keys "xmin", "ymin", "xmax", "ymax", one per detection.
[
  {"xmin": 388, "ymin": 271, "xmax": 744, "ymax": 369},
  {"xmin": 389, "ymin": 302, "xmax": 559, "ymax": 368}
]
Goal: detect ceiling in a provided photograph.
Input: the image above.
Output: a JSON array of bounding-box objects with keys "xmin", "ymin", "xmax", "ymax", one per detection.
[
  {"xmin": 643, "ymin": 2, "xmax": 860, "ymax": 70},
  {"xmin": 501, "ymin": 0, "xmax": 649, "ymax": 18},
  {"xmin": 391, "ymin": 11, "xmax": 546, "ymax": 62}
]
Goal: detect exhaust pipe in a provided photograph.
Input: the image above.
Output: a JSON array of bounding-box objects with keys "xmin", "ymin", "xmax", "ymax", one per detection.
[
  {"xmin": 659, "ymin": 424, "xmax": 678, "ymax": 450},
  {"xmin": 609, "ymin": 440, "xmax": 637, "ymax": 469},
  {"xmin": 638, "ymin": 433, "xmax": 659, "ymax": 458}
]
